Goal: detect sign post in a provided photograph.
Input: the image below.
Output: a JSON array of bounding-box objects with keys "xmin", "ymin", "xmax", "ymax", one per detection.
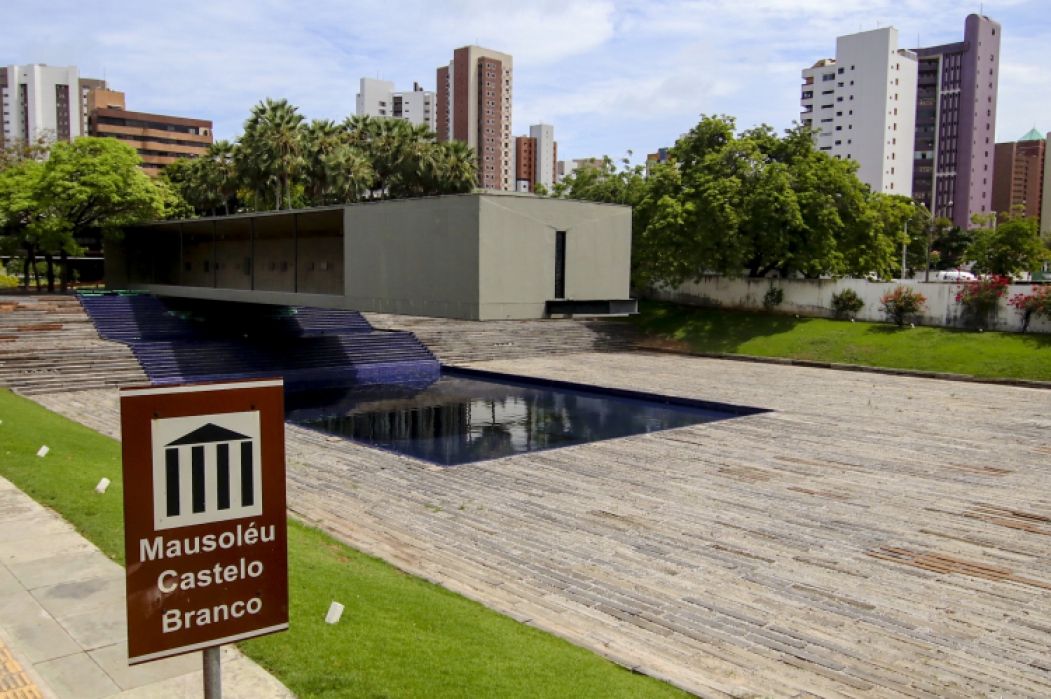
[{"xmin": 119, "ymin": 379, "xmax": 289, "ymax": 695}]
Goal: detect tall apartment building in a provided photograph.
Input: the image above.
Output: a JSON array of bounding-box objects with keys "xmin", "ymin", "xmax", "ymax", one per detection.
[
  {"xmin": 87, "ymin": 89, "xmax": 213, "ymax": 175},
  {"xmin": 355, "ymin": 78, "xmax": 437, "ymax": 131},
  {"xmin": 992, "ymin": 129, "xmax": 1045, "ymax": 227},
  {"xmin": 911, "ymin": 14, "xmax": 1001, "ymax": 229},
  {"xmin": 800, "ymin": 27, "xmax": 918, "ymax": 194},
  {"xmin": 437, "ymin": 46, "xmax": 513, "ymax": 191},
  {"xmin": 1045, "ymin": 134, "xmax": 1051, "ymax": 237},
  {"xmin": 514, "ymin": 123, "xmax": 557, "ymax": 192},
  {"xmin": 1, "ymin": 64, "xmax": 106, "ymax": 146}
]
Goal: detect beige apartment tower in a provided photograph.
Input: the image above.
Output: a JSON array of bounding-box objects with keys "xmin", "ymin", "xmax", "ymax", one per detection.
[{"xmin": 437, "ymin": 46, "xmax": 513, "ymax": 191}]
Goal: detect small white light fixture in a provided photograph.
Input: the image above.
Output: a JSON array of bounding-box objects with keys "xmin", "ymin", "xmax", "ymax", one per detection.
[{"xmin": 325, "ymin": 602, "xmax": 345, "ymax": 625}]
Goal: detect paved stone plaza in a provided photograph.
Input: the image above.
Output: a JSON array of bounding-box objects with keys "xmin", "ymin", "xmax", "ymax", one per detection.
[{"xmin": 36, "ymin": 352, "xmax": 1051, "ymax": 698}]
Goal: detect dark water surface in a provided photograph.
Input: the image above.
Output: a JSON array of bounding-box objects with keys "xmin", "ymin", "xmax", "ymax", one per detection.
[{"xmin": 286, "ymin": 369, "xmax": 757, "ymax": 466}]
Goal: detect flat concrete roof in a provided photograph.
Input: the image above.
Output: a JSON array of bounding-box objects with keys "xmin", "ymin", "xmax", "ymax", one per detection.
[{"xmin": 134, "ymin": 191, "xmax": 631, "ymax": 227}]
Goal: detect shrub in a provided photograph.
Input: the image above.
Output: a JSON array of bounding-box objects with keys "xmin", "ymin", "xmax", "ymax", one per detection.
[
  {"xmin": 955, "ymin": 276, "xmax": 1009, "ymax": 328},
  {"xmin": 1008, "ymin": 286, "xmax": 1051, "ymax": 334},
  {"xmin": 762, "ymin": 286, "xmax": 785, "ymax": 310},
  {"xmin": 831, "ymin": 288, "xmax": 865, "ymax": 319},
  {"xmin": 879, "ymin": 285, "xmax": 927, "ymax": 327},
  {"xmin": 0, "ymin": 274, "xmax": 17, "ymax": 289}
]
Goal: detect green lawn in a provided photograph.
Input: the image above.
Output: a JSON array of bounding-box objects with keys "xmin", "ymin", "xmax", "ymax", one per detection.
[
  {"xmin": 0, "ymin": 389, "xmax": 688, "ymax": 699},
  {"xmin": 632, "ymin": 301, "xmax": 1051, "ymax": 381}
]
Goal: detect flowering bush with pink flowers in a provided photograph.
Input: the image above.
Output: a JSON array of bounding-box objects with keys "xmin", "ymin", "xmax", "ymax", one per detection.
[
  {"xmin": 879, "ymin": 286, "xmax": 927, "ymax": 327},
  {"xmin": 955, "ymin": 276, "xmax": 1009, "ymax": 328},
  {"xmin": 1007, "ymin": 286, "xmax": 1051, "ymax": 333}
]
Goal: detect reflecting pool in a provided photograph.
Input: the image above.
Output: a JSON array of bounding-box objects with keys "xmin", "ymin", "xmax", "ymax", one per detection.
[{"xmin": 286, "ymin": 368, "xmax": 763, "ymax": 466}]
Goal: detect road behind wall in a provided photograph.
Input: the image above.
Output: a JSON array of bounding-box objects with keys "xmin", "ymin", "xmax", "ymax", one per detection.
[{"xmin": 648, "ymin": 276, "xmax": 1051, "ymax": 333}]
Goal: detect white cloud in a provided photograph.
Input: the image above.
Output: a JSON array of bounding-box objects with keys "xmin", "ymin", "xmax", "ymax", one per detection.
[{"xmin": 3, "ymin": 0, "xmax": 1048, "ymax": 161}]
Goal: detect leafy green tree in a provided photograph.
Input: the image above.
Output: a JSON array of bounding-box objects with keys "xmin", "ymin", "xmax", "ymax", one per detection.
[
  {"xmin": 0, "ymin": 160, "xmax": 47, "ymax": 289},
  {"xmin": 630, "ymin": 116, "xmax": 886, "ymax": 286},
  {"xmin": 34, "ymin": 138, "xmax": 164, "ymax": 291},
  {"xmin": 556, "ymin": 155, "xmax": 647, "ymax": 206},
  {"xmin": 931, "ymin": 219, "xmax": 973, "ymax": 270},
  {"xmin": 968, "ymin": 209, "xmax": 1047, "ymax": 276}
]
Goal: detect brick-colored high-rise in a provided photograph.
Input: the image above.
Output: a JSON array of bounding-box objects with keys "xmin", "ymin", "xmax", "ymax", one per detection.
[
  {"xmin": 514, "ymin": 123, "xmax": 557, "ymax": 192},
  {"xmin": 992, "ymin": 129, "xmax": 1045, "ymax": 227},
  {"xmin": 437, "ymin": 46, "xmax": 513, "ymax": 191}
]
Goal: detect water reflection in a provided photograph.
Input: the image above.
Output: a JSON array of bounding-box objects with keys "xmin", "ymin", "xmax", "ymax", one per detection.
[{"xmin": 286, "ymin": 372, "xmax": 736, "ymax": 466}]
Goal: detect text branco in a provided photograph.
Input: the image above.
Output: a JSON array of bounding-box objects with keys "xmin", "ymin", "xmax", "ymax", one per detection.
[{"xmin": 140, "ymin": 521, "xmax": 275, "ymax": 633}]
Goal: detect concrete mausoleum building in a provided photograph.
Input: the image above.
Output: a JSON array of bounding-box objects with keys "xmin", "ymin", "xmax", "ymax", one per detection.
[
  {"xmin": 800, "ymin": 27, "xmax": 918, "ymax": 194},
  {"xmin": 107, "ymin": 193, "xmax": 634, "ymax": 321}
]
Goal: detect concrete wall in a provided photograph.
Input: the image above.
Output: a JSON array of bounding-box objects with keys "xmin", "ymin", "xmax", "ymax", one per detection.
[
  {"xmin": 343, "ymin": 196, "xmax": 481, "ymax": 318},
  {"xmin": 109, "ymin": 193, "xmax": 633, "ymax": 321},
  {"xmin": 477, "ymin": 196, "xmax": 631, "ymax": 320},
  {"xmin": 648, "ymin": 276, "xmax": 1051, "ymax": 334}
]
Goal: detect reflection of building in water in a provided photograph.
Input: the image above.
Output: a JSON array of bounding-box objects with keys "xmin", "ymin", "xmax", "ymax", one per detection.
[
  {"xmin": 305, "ymin": 394, "xmax": 586, "ymax": 463},
  {"xmin": 291, "ymin": 375, "xmax": 719, "ymax": 466}
]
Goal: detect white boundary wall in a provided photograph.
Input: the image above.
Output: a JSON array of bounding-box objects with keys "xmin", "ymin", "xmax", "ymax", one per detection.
[{"xmin": 648, "ymin": 277, "xmax": 1051, "ymax": 334}]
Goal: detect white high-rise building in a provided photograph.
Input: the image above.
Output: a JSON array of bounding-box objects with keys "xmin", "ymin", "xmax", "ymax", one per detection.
[
  {"xmin": 800, "ymin": 27, "xmax": 918, "ymax": 194},
  {"xmin": 355, "ymin": 78, "xmax": 436, "ymax": 132},
  {"xmin": 531, "ymin": 123, "xmax": 556, "ymax": 189},
  {"xmin": 1, "ymin": 64, "xmax": 106, "ymax": 146}
]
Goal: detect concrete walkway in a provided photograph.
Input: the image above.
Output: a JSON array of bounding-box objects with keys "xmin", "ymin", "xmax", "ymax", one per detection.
[{"xmin": 0, "ymin": 476, "xmax": 294, "ymax": 699}]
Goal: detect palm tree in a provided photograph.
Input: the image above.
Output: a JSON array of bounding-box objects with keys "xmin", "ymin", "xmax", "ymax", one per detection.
[
  {"xmin": 206, "ymin": 140, "xmax": 238, "ymax": 215},
  {"xmin": 430, "ymin": 141, "xmax": 478, "ymax": 195},
  {"xmin": 303, "ymin": 119, "xmax": 347, "ymax": 205},
  {"xmin": 239, "ymin": 98, "xmax": 305, "ymax": 210},
  {"xmin": 325, "ymin": 147, "xmax": 373, "ymax": 204}
]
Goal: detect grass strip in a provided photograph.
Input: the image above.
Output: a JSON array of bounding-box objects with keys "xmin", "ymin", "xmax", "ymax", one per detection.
[
  {"xmin": 632, "ymin": 301, "xmax": 1051, "ymax": 382},
  {"xmin": 0, "ymin": 389, "xmax": 689, "ymax": 699}
]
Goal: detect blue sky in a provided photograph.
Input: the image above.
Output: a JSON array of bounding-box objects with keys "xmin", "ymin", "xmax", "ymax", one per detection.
[{"xmin": 6, "ymin": 0, "xmax": 1049, "ymax": 164}]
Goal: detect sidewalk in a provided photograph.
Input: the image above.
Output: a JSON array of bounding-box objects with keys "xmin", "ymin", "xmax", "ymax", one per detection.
[{"xmin": 0, "ymin": 475, "xmax": 295, "ymax": 699}]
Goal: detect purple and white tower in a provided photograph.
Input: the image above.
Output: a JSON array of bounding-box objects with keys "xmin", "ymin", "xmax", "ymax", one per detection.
[{"xmin": 911, "ymin": 14, "xmax": 1001, "ymax": 229}]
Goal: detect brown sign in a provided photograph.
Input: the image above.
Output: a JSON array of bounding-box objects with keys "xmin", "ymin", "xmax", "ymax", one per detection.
[{"xmin": 120, "ymin": 379, "xmax": 288, "ymax": 665}]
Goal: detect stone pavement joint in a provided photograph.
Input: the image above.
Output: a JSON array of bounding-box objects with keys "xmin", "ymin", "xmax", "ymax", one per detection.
[
  {"xmin": 33, "ymin": 351, "xmax": 1051, "ymax": 699},
  {"xmin": 0, "ymin": 476, "xmax": 293, "ymax": 699}
]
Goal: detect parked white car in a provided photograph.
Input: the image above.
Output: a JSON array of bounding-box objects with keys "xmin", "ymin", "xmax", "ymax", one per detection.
[{"xmin": 933, "ymin": 270, "xmax": 976, "ymax": 282}]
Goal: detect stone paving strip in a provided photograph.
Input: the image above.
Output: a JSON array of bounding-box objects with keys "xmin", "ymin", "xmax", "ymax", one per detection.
[
  {"xmin": 0, "ymin": 475, "xmax": 293, "ymax": 699},
  {"xmin": 35, "ymin": 352, "xmax": 1051, "ymax": 698}
]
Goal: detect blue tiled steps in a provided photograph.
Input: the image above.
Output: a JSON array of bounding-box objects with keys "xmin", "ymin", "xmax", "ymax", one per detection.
[{"xmin": 77, "ymin": 293, "xmax": 438, "ymax": 389}]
